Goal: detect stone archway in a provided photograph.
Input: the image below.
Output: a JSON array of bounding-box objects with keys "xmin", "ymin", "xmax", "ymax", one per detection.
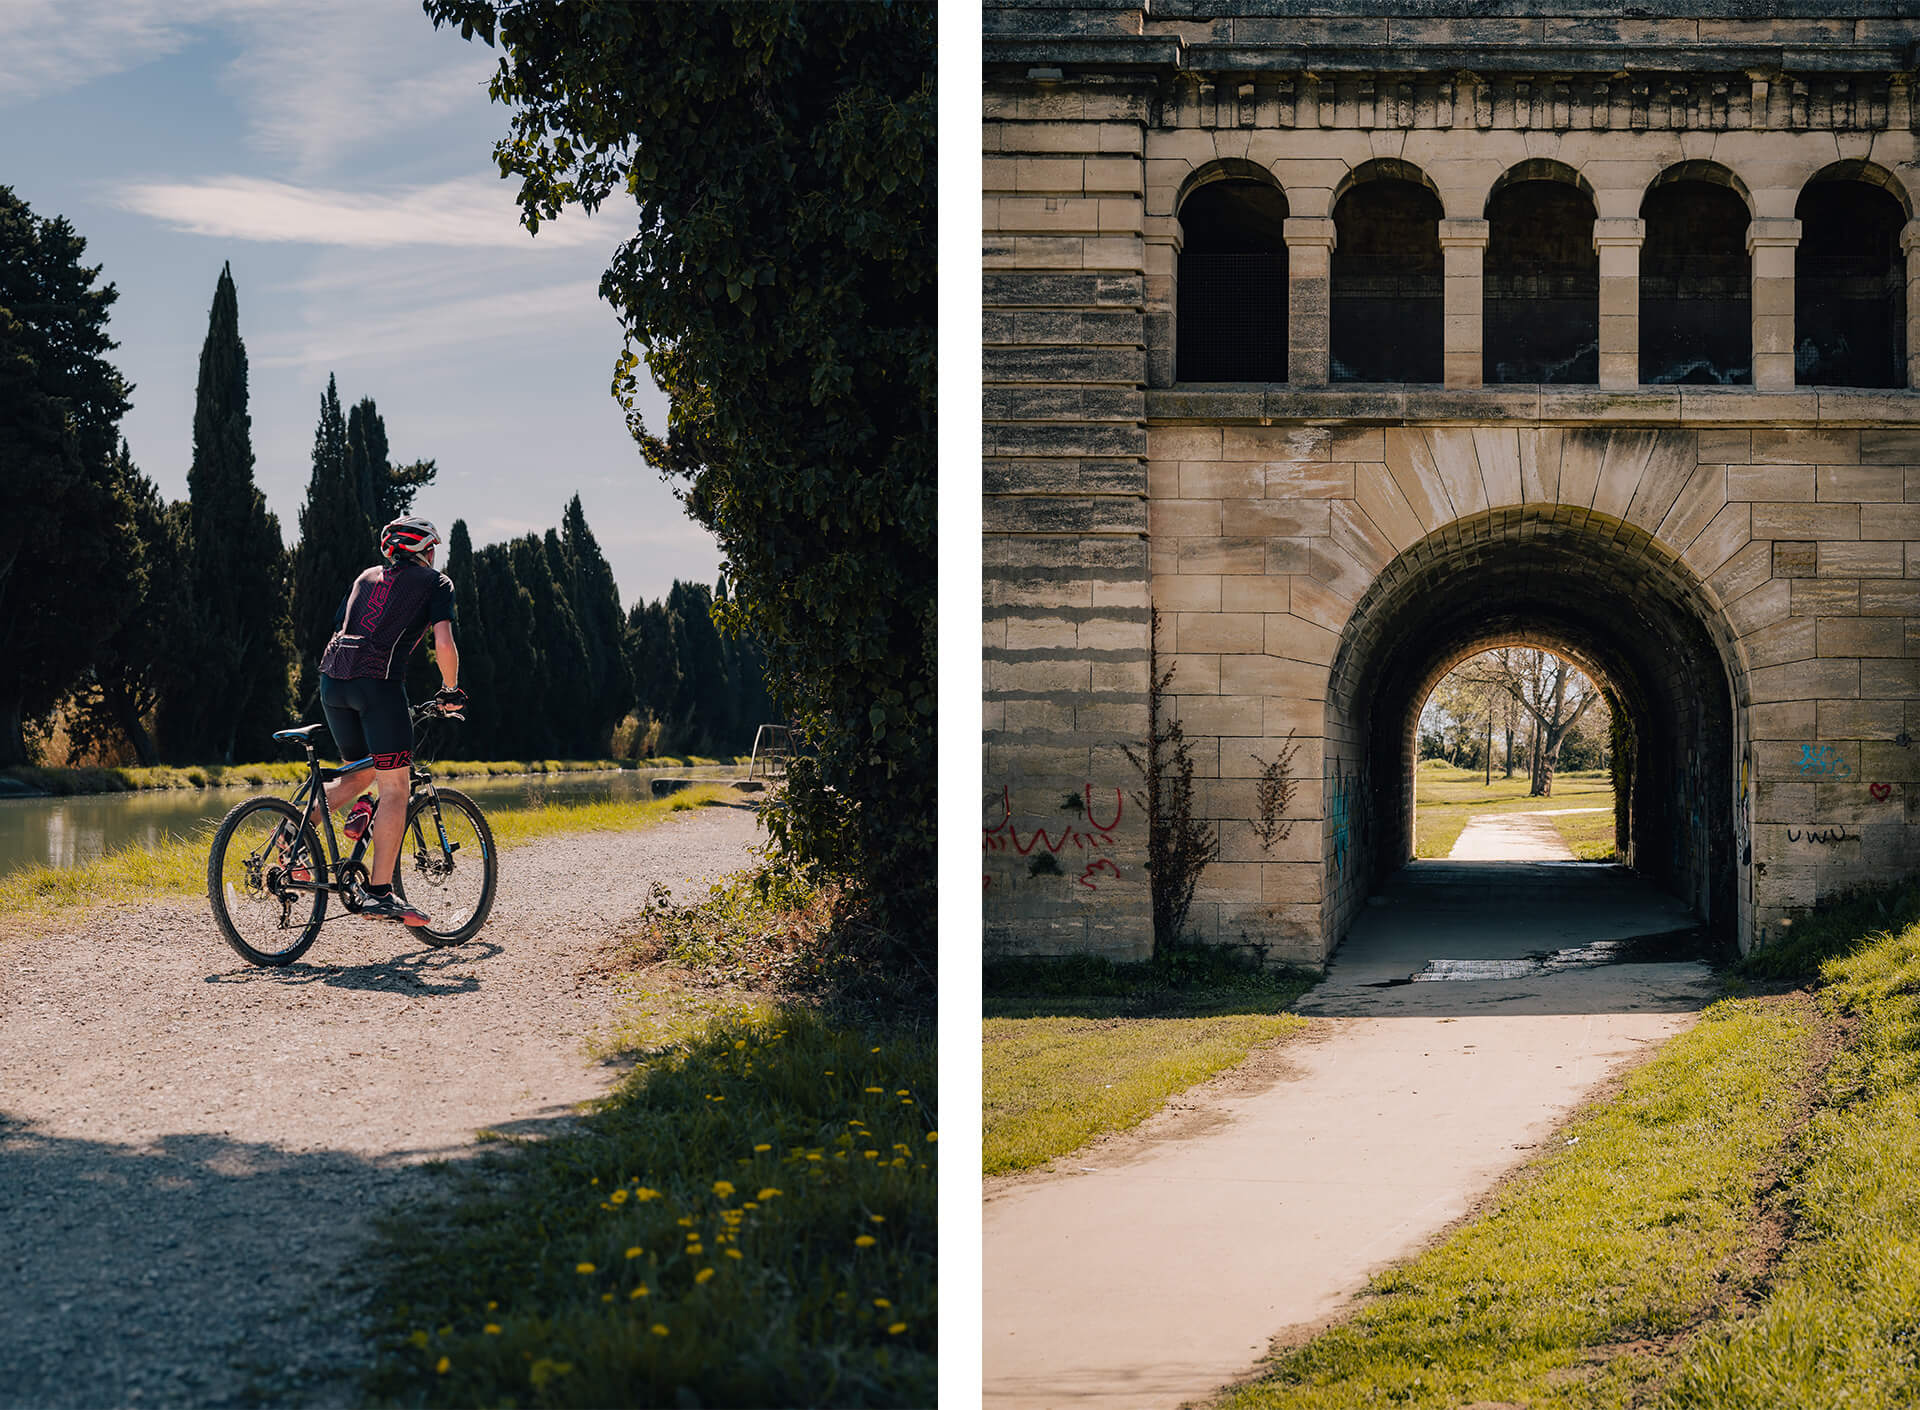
[{"xmin": 1322, "ymin": 504, "xmax": 1746, "ymax": 954}]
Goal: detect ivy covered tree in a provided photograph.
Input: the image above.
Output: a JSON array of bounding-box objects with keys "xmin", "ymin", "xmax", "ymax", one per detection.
[
  {"xmin": 426, "ymin": 1, "xmax": 936, "ymax": 935},
  {"xmin": 0, "ymin": 187, "xmax": 141, "ymax": 766},
  {"xmin": 162, "ymin": 264, "xmax": 293, "ymax": 763},
  {"xmin": 291, "ymin": 374, "xmax": 372, "ymax": 709}
]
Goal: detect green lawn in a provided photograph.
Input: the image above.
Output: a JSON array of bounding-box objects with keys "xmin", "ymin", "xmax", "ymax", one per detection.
[
  {"xmin": 983, "ymin": 954, "xmax": 1315, "ymax": 1175},
  {"xmin": 366, "ymin": 869, "xmax": 936, "ymax": 1407},
  {"xmin": 1413, "ymin": 762, "xmax": 1615, "ymax": 858},
  {"xmin": 0, "ymin": 755, "xmax": 743, "ymax": 797},
  {"xmin": 1216, "ymin": 885, "xmax": 1920, "ymax": 1410}
]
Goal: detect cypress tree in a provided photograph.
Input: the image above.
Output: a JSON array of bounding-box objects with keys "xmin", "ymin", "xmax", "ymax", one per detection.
[
  {"xmin": 664, "ymin": 580, "xmax": 729, "ymax": 756},
  {"xmin": 348, "ymin": 395, "xmax": 437, "ymax": 527},
  {"xmin": 623, "ymin": 598, "xmax": 680, "ymax": 753},
  {"xmin": 445, "ymin": 520, "xmax": 493, "ymax": 753},
  {"xmin": 290, "ymin": 374, "xmax": 371, "ymax": 711},
  {"xmin": 529, "ymin": 530, "xmax": 593, "ymax": 754},
  {"xmin": 0, "ymin": 187, "xmax": 141, "ymax": 765},
  {"xmin": 478, "ymin": 543, "xmax": 546, "ymax": 756},
  {"xmin": 558, "ymin": 495, "xmax": 634, "ymax": 755},
  {"xmin": 164, "ymin": 263, "xmax": 293, "ymax": 761}
]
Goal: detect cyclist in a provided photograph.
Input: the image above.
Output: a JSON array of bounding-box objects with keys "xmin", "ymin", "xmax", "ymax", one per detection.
[{"xmin": 309, "ymin": 515, "xmax": 467, "ymax": 924}]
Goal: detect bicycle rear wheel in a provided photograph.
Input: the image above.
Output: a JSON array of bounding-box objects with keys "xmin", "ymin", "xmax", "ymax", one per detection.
[
  {"xmin": 207, "ymin": 797, "xmax": 327, "ymax": 966},
  {"xmin": 392, "ymin": 786, "xmax": 497, "ymax": 945}
]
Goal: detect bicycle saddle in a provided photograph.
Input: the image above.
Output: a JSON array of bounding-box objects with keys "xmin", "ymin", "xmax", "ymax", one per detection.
[{"xmin": 272, "ymin": 724, "xmax": 328, "ymax": 742}]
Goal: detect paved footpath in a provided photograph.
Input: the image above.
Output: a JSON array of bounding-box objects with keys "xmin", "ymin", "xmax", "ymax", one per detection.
[
  {"xmin": 984, "ymin": 859, "xmax": 1715, "ymax": 1410},
  {"xmin": 1447, "ymin": 807, "xmax": 1607, "ymax": 861}
]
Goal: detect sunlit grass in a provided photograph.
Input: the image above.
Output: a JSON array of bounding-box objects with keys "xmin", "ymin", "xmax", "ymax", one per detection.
[
  {"xmin": 1549, "ymin": 805, "xmax": 1618, "ymax": 861},
  {"xmin": 982, "ymin": 953, "xmax": 1316, "ymax": 1175},
  {"xmin": 1413, "ymin": 763, "xmax": 1614, "ymax": 858},
  {"xmin": 0, "ymin": 787, "xmax": 735, "ymax": 937},
  {"xmin": 0, "ymin": 756, "xmax": 745, "ymax": 796}
]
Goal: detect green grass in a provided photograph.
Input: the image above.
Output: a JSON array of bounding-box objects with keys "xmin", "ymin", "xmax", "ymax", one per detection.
[
  {"xmin": 1217, "ymin": 995, "xmax": 1824, "ymax": 1410},
  {"xmin": 1549, "ymin": 805, "xmax": 1619, "ymax": 861},
  {"xmin": 982, "ymin": 952, "xmax": 1316, "ymax": 1175},
  {"xmin": 0, "ymin": 756, "xmax": 748, "ymax": 797},
  {"xmin": 1413, "ymin": 763, "xmax": 1614, "ymax": 858},
  {"xmin": 0, "ymin": 786, "xmax": 733, "ymax": 936},
  {"xmin": 367, "ymin": 1005, "xmax": 934, "ymax": 1408},
  {"xmin": 365, "ymin": 865, "xmax": 934, "ymax": 1407}
]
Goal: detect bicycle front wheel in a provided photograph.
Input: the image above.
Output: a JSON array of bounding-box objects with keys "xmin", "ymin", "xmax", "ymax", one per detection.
[
  {"xmin": 393, "ymin": 786, "xmax": 497, "ymax": 945},
  {"xmin": 207, "ymin": 797, "xmax": 327, "ymax": 966}
]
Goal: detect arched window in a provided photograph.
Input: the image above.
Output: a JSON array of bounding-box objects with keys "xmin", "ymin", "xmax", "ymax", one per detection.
[
  {"xmin": 1484, "ymin": 175, "xmax": 1598, "ymax": 384},
  {"xmin": 1640, "ymin": 174, "xmax": 1751, "ymax": 384},
  {"xmin": 1175, "ymin": 178, "xmax": 1289, "ymax": 382},
  {"xmin": 1331, "ymin": 173, "xmax": 1442, "ymax": 383},
  {"xmin": 1796, "ymin": 171, "xmax": 1906, "ymax": 387}
]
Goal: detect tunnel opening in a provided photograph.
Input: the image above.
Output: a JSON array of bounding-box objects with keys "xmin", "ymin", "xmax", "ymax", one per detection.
[
  {"xmin": 1323, "ymin": 503, "xmax": 1742, "ymax": 959},
  {"xmin": 1484, "ymin": 168, "xmax": 1599, "ymax": 384},
  {"xmin": 1641, "ymin": 170, "xmax": 1752, "ymax": 385},
  {"xmin": 1795, "ymin": 166, "xmax": 1907, "ymax": 388},
  {"xmin": 1176, "ymin": 176, "xmax": 1290, "ymax": 382},
  {"xmin": 1331, "ymin": 164, "xmax": 1443, "ymax": 383}
]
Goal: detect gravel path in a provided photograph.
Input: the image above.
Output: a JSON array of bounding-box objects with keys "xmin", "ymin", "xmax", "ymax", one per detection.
[{"xmin": 0, "ymin": 802, "xmax": 762, "ymax": 1409}]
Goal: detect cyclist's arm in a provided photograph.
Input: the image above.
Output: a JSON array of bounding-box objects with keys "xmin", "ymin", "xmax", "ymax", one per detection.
[{"xmin": 432, "ymin": 620, "xmax": 459, "ymax": 692}]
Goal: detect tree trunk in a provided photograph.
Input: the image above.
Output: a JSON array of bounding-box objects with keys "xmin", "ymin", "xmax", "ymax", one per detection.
[
  {"xmin": 1530, "ymin": 728, "xmax": 1544, "ymax": 796},
  {"xmin": 109, "ymin": 687, "xmax": 160, "ymax": 768},
  {"xmin": 0, "ymin": 694, "xmax": 27, "ymax": 769}
]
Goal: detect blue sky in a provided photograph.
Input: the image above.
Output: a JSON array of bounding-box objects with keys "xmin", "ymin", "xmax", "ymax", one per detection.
[{"xmin": 0, "ymin": 0, "xmax": 720, "ymax": 608}]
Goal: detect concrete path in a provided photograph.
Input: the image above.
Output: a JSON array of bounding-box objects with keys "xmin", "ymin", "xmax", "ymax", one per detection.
[
  {"xmin": 1446, "ymin": 807, "xmax": 1606, "ymax": 860},
  {"xmin": 983, "ymin": 861, "xmax": 1716, "ymax": 1410}
]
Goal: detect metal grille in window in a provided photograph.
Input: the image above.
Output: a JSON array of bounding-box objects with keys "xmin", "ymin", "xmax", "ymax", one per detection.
[{"xmin": 1177, "ymin": 253, "xmax": 1288, "ymax": 382}]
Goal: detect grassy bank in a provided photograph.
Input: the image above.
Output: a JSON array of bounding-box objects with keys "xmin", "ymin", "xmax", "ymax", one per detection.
[
  {"xmin": 0, "ymin": 786, "xmax": 733, "ymax": 936},
  {"xmin": 365, "ymin": 872, "xmax": 935, "ymax": 1407},
  {"xmin": 983, "ymin": 953, "xmax": 1316, "ymax": 1176},
  {"xmin": 1412, "ymin": 762, "xmax": 1614, "ymax": 858},
  {"xmin": 1, "ymin": 755, "xmax": 744, "ymax": 797},
  {"xmin": 1216, "ymin": 885, "xmax": 1920, "ymax": 1410}
]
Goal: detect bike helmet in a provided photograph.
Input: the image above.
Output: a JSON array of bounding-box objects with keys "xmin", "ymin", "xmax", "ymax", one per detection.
[{"xmin": 380, "ymin": 515, "xmax": 440, "ymax": 564}]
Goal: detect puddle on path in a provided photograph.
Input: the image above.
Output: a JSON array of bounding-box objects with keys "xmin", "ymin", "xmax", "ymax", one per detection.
[{"xmin": 1367, "ymin": 927, "xmax": 1722, "ymax": 986}]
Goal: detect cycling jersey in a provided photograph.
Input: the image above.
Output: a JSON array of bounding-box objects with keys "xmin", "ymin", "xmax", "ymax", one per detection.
[{"xmin": 318, "ymin": 561, "xmax": 455, "ymax": 682}]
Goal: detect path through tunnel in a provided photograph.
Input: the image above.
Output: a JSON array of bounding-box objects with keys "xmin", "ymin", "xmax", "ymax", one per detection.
[{"xmin": 1322, "ymin": 504, "xmax": 1744, "ymax": 963}]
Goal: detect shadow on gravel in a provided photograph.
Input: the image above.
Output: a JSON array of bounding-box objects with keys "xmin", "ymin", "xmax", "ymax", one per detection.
[
  {"xmin": 0, "ymin": 1112, "xmax": 419, "ymax": 1410},
  {"xmin": 199, "ymin": 939, "xmax": 504, "ymax": 997}
]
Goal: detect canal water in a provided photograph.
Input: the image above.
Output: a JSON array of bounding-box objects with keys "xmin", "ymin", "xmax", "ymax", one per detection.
[{"xmin": 0, "ymin": 767, "xmax": 739, "ymax": 877}]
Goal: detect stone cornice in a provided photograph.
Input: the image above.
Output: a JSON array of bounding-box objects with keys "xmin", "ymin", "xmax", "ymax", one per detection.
[{"xmin": 1144, "ymin": 384, "xmax": 1920, "ymax": 427}]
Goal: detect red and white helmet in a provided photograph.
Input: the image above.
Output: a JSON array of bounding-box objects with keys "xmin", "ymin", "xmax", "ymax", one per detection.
[{"xmin": 380, "ymin": 515, "xmax": 440, "ymax": 564}]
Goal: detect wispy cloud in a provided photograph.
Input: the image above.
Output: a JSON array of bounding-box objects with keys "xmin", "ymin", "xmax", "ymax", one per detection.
[
  {"xmin": 0, "ymin": 0, "xmax": 273, "ymax": 104},
  {"xmin": 116, "ymin": 175, "xmax": 605, "ymax": 249},
  {"xmin": 253, "ymin": 280, "xmax": 608, "ymax": 370}
]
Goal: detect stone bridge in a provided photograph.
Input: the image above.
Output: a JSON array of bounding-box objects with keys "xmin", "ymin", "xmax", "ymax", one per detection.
[{"xmin": 983, "ymin": 1, "xmax": 1920, "ymax": 962}]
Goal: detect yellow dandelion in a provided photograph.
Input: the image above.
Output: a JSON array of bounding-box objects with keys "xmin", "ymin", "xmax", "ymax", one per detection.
[
  {"xmin": 863, "ymin": 1150, "xmax": 878, "ymax": 1159},
  {"xmin": 888, "ymin": 1322, "xmax": 907, "ymax": 1335},
  {"xmin": 436, "ymin": 1356, "xmax": 450, "ymax": 1374},
  {"xmin": 576, "ymin": 1262, "xmax": 596, "ymax": 1275},
  {"xmin": 611, "ymin": 1188, "xmax": 629, "ymax": 1205},
  {"xmin": 634, "ymin": 1186, "xmax": 661, "ymax": 1201},
  {"xmin": 927, "ymin": 1131, "xmax": 938, "ymax": 1142},
  {"xmin": 629, "ymin": 1285, "xmax": 650, "ymax": 1299},
  {"xmin": 687, "ymin": 1244, "xmax": 704, "ymax": 1256},
  {"xmin": 625, "ymin": 1246, "xmax": 643, "ymax": 1259},
  {"xmin": 806, "ymin": 1153, "xmax": 823, "ymax": 1162},
  {"xmin": 486, "ymin": 1300, "xmax": 498, "ymax": 1311},
  {"xmin": 651, "ymin": 1324, "xmax": 669, "ymax": 1337},
  {"xmin": 409, "ymin": 1330, "xmax": 429, "ymax": 1350},
  {"xmin": 712, "ymin": 1180, "xmax": 735, "ymax": 1199},
  {"xmin": 695, "ymin": 1268, "xmax": 715, "ymax": 1284},
  {"xmin": 758, "ymin": 1188, "xmax": 782, "ymax": 1199},
  {"xmin": 725, "ymin": 1249, "xmax": 743, "ymax": 1260},
  {"xmin": 870, "ymin": 1215, "xmax": 886, "ymax": 1223},
  {"xmin": 864, "ymin": 1086, "xmax": 884, "ymax": 1093},
  {"xmin": 870, "ymin": 1046, "xmax": 881, "ymax": 1053},
  {"xmin": 744, "ymin": 1201, "xmax": 759, "ymax": 1210},
  {"xmin": 590, "ymin": 1177, "xmax": 599, "ymax": 1185},
  {"xmin": 734, "ymin": 1040, "xmax": 747, "ymax": 1049},
  {"xmin": 484, "ymin": 1324, "xmax": 501, "ymax": 1335},
  {"xmin": 854, "ymin": 1235, "xmax": 877, "ymax": 1248},
  {"xmin": 823, "ymin": 1070, "xmax": 834, "ymax": 1076},
  {"xmin": 873, "ymin": 1299, "xmax": 891, "ymax": 1309},
  {"xmin": 601, "ymin": 1293, "xmax": 614, "ymax": 1304},
  {"xmin": 753, "ymin": 1143, "xmax": 771, "ymax": 1152}
]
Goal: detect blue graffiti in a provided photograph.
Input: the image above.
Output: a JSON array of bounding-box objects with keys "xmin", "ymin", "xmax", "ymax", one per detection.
[
  {"xmin": 1799, "ymin": 744, "xmax": 1851, "ymax": 779},
  {"xmin": 1329, "ymin": 764, "xmax": 1352, "ymax": 876}
]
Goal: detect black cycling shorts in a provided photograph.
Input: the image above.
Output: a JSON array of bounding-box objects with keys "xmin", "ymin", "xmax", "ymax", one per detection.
[{"xmin": 318, "ymin": 673, "xmax": 412, "ymax": 771}]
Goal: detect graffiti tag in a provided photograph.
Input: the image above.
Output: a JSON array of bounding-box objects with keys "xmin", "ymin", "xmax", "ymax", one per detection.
[
  {"xmin": 1328, "ymin": 764, "xmax": 1353, "ymax": 876},
  {"xmin": 983, "ymin": 784, "xmax": 1124, "ymax": 857},
  {"xmin": 1798, "ymin": 744, "xmax": 1851, "ymax": 779},
  {"xmin": 1787, "ymin": 826, "xmax": 1855, "ymax": 846},
  {"xmin": 1869, "ymin": 782, "xmax": 1895, "ymax": 802},
  {"xmin": 1077, "ymin": 859, "xmax": 1121, "ymax": 890}
]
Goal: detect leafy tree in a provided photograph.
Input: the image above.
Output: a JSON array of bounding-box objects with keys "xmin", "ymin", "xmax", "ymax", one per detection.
[
  {"xmin": 162, "ymin": 264, "xmax": 294, "ymax": 762},
  {"xmin": 426, "ymin": 0, "xmax": 936, "ymax": 935},
  {"xmin": 290, "ymin": 373, "xmax": 372, "ymax": 710},
  {"xmin": 67, "ymin": 443, "xmax": 189, "ymax": 766},
  {"xmin": 0, "ymin": 187, "xmax": 141, "ymax": 766},
  {"xmin": 557, "ymin": 495, "xmax": 633, "ymax": 755},
  {"xmin": 347, "ymin": 395, "xmax": 437, "ymax": 527}
]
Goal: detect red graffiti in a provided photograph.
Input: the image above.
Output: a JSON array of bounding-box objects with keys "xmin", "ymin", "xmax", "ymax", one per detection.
[
  {"xmin": 1870, "ymin": 782, "xmax": 1894, "ymax": 802},
  {"xmin": 984, "ymin": 785, "xmax": 1123, "ymax": 858},
  {"xmin": 1077, "ymin": 858, "xmax": 1121, "ymax": 890}
]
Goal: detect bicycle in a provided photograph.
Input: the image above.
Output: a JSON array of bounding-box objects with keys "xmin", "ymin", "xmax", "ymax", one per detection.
[{"xmin": 206, "ymin": 701, "xmax": 499, "ymax": 967}]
